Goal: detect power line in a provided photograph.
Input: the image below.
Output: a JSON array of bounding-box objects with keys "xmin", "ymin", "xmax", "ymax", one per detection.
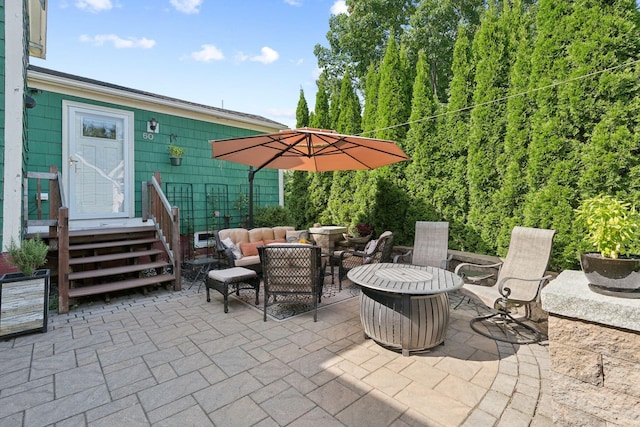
[{"xmin": 359, "ymin": 57, "xmax": 640, "ymax": 137}]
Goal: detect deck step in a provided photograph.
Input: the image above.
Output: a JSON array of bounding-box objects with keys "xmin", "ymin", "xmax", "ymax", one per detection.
[
  {"xmin": 69, "ymin": 226, "xmax": 156, "ymax": 237},
  {"xmin": 69, "ymin": 260, "xmax": 170, "ymax": 281},
  {"xmin": 68, "ymin": 274, "xmax": 175, "ymax": 298},
  {"xmin": 69, "ymin": 237, "xmax": 159, "ymax": 251},
  {"xmin": 69, "ymin": 249, "xmax": 165, "ymax": 265}
]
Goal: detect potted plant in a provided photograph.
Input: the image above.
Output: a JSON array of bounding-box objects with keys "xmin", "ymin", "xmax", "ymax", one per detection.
[
  {"xmin": 574, "ymin": 195, "xmax": 640, "ymax": 296},
  {"xmin": 168, "ymin": 144, "xmax": 185, "ymax": 166},
  {"xmin": 1, "ymin": 236, "xmax": 51, "ymax": 337}
]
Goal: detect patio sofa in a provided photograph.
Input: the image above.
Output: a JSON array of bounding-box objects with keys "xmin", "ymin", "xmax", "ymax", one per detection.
[{"xmin": 215, "ymin": 226, "xmax": 301, "ymax": 272}]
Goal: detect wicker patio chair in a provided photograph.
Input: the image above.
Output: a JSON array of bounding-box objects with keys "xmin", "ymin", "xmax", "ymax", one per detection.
[
  {"xmin": 394, "ymin": 221, "xmax": 452, "ymax": 269},
  {"xmin": 336, "ymin": 231, "xmax": 394, "ymax": 288},
  {"xmin": 454, "ymin": 226, "xmax": 556, "ymax": 344},
  {"xmin": 258, "ymin": 244, "xmax": 323, "ymax": 322}
]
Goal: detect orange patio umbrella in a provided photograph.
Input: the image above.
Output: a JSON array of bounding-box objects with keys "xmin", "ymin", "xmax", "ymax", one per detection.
[{"xmin": 210, "ymin": 128, "xmax": 409, "ymax": 227}]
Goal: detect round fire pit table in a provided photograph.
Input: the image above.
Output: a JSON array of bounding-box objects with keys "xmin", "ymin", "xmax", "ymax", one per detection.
[{"xmin": 348, "ymin": 263, "xmax": 463, "ymax": 356}]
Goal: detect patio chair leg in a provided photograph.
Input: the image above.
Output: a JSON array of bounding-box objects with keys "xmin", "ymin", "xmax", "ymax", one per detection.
[{"xmin": 469, "ymin": 310, "xmax": 545, "ymax": 345}]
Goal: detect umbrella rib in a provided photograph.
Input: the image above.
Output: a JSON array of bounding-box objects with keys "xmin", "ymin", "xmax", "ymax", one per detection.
[{"xmin": 311, "ymin": 134, "xmax": 407, "ymax": 169}]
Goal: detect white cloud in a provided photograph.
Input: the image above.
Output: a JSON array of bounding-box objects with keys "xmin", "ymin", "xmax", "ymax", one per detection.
[
  {"xmin": 284, "ymin": 0, "xmax": 302, "ymax": 6},
  {"xmin": 250, "ymin": 47, "xmax": 279, "ymax": 64},
  {"xmin": 170, "ymin": 0, "xmax": 202, "ymax": 14},
  {"xmin": 75, "ymin": 0, "xmax": 113, "ymax": 13},
  {"xmin": 235, "ymin": 52, "xmax": 249, "ymax": 62},
  {"xmin": 312, "ymin": 67, "xmax": 323, "ymax": 80},
  {"xmin": 191, "ymin": 44, "xmax": 225, "ymax": 62},
  {"xmin": 330, "ymin": 1, "xmax": 348, "ymax": 15},
  {"xmin": 290, "ymin": 58, "xmax": 304, "ymax": 66},
  {"xmin": 79, "ymin": 34, "xmax": 155, "ymax": 48}
]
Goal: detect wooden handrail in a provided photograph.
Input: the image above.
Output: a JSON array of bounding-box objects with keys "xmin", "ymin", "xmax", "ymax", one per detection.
[{"xmin": 143, "ymin": 173, "xmax": 181, "ymax": 291}]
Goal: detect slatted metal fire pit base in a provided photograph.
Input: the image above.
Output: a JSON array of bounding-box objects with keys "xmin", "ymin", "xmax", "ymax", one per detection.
[{"xmin": 359, "ymin": 288, "xmax": 449, "ymax": 356}]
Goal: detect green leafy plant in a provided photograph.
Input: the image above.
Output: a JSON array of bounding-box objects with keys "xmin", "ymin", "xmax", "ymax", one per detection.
[
  {"xmin": 6, "ymin": 236, "xmax": 49, "ymax": 276},
  {"xmin": 254, "ymin": 205, "xmax": 293, "ymax": 227},
  {"xmin": 168, "ymin": 144, "xmax": 185, "ymax": 158},
  {"xmin": 574, "ymin": 195, "xmax": 640, "ymax": 259}
]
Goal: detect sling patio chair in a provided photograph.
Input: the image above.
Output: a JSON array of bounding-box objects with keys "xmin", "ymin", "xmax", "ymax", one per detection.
[
  {"xmin": 394, "ymin": 221, "xmax": 453, "ymax": 269},
  {"xmin": 336, "ymin": 231, "xmax": 394, "ymax": 289},
  {"xmin": 454, "ymin": 226, "xmax": 556, "ymax": 344},
  {"xmin": 258, "ymin": 244, "xmax": 323, "ymax": 322}
]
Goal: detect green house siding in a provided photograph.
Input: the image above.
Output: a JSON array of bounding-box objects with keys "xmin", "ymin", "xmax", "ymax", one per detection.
[{"xmin": 25, "ymin": 89, "xmax": 281, "ymax": 233}]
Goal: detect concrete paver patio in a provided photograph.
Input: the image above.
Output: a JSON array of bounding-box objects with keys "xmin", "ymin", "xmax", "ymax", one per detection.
[{"xmin": 0, "ymin": 277, "xmax": 552, "ymax": 426}]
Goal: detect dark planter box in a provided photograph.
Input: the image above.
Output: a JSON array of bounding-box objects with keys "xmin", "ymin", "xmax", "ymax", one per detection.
[{"xmin": 0, "ymin": 269, "xmax": 50, "ymax": 338}]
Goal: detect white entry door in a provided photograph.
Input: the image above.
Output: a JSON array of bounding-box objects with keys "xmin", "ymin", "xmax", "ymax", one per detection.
[{"xmin": 64, "ymin": 102, "xmax": 134, "ymax": 220}]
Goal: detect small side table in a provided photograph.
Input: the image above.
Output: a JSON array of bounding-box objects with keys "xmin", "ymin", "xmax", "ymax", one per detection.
[
  {"xmin": 185, "ymin": 258, "xmax": 219, "ymax": 291},
  {"xmin": 206, "ymin": 267, "xmax": 260, "ymax": 313}
]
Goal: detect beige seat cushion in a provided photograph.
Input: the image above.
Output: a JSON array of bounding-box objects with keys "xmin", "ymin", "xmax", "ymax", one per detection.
[
  {"xmin": 235, "ymin": 255, "xmax": 260, "ymax": 267},
  {"xmin": 218, "ymin": 229, "xmax": 250, "ymax": 245},
  {"xmin": 249, "ymin": 227, "xmax": 275, "ymax": 242}
]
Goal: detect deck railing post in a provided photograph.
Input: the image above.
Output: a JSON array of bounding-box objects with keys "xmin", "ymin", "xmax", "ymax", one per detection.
[{"xmin": 57, "ymin": 207, "xmax": 70, "ymax": 313}]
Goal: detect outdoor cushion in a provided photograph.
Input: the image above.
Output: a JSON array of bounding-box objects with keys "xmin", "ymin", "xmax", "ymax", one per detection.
[
  {"xmin": 240, "ymin": 241, "xmax": 264, "ymax": 257},
  {"xmin": 221, "ymin": 237, "xmax": 243, "ymax": 260},
  {"xmin": 286, "ymin": 230, "xmax": 310, "ymax": 243},
  {"xmin": 264, "ymin": 238, "xmax": 286, "ymax": 245},
  {"xmin": 363, "ymin": 239, "xmax": 378, "ymax": 263},
  {"xmin": 249, "ymin": 227, "xmax": 275, "ymax": 242}
]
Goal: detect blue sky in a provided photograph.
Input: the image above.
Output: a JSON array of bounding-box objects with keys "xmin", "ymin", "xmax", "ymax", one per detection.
[{"xmin": 31, "ymin": 0, "xmax": 348, "ymax": 128}]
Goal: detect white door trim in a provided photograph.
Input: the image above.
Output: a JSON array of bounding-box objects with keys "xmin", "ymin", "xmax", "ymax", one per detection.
[{"xmin": 62, "ymin": 101, "xmax": 135, "ymax": 222}]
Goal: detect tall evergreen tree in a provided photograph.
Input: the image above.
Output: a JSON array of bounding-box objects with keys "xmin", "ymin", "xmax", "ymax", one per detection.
[
  {"xmin": 375, "ymin": 34, "xmax": 412, "ymax": 142},
  {"xmin": 466, "ymin": 2, "xmax": 513, "ymax": 252},
  {"xmin": 432, "ymin": 24, "xmax": 475, "ymax": 250},
  {"xmin": 361, "ymin": 62, "xmax": 380, "ymax": 135},
  {"xmin": 336, "ymin": 67, "xmax": 362, "ymax": 134},
  {"xmin": 402, "ymin": 51, "xmax": 440, "ymax": 240},
  {"xmin": 311, "ymin": 73, "xmax": 331, "ymax": 129},
  {"xmin": 328, "ymin": 85, "xmax": 341, "ymax": 130},
  {"xmin": 296, "ymin": 88, "xmax": 309, "ymax": 128},
  {"xmin": 405, "ymin": 51, "xmax": 439, "ymax": 192},
  {"xmin": 491, "ymin": 0, "xmax": 535, "ymax": 253}
]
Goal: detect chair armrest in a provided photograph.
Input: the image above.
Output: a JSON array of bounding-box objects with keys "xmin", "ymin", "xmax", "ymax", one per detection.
[
  {"xmin": 393, "ymin": 250, "xmax": 412, "ymax": 264},
  {"xmin": 340, "ymin": 250, "xmax": 366, "ymax": 260},
  {"xmin": 454, "ymin": 262, "xmax": 502, "ymax": 274},
  {"xmin": 454, "ymin": 261, "xmax": 502, "ymax": 282},
  {"xmin": 498, "ymin": 274, "xmax": 553, "ymax": 302}
]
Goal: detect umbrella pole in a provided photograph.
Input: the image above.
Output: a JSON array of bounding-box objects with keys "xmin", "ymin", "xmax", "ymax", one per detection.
[{"xmin": 248, "ymin": 167, "xmax": 254, "ymax": 228}]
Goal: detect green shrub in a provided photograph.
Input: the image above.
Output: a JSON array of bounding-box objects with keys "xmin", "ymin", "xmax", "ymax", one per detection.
[
  {"xmin": 574, "ymin": 195, "xmax": 640, "ymax": 259},
  {"xmin": 254, "ymin": 205, "xmax": 294, "ymax": 228},
  {"xmin": 6, "ymin": 236, "xmax": 49, "ymax": 276}
]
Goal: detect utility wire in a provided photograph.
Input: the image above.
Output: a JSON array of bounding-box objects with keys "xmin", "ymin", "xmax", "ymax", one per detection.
[{"xmin": 359, "ymin": 57, "xmax": 640, "ymax": 137}]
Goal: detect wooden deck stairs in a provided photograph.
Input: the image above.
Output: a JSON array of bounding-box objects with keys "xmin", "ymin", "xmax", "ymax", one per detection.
[{"xmin": 66, "ymin": 226, "xmax": 175, "ymax": 303}]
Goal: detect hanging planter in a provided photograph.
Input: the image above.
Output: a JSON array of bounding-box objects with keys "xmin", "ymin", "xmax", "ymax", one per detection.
[{"xmin": 168, "ymin": 144, "xmax": 185, "ymax": 166}]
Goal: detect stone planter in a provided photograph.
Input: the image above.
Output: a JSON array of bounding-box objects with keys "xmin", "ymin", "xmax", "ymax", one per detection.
[{"xmin": 580, "ymin": 252, "xmax": 640, "ymax": 298}]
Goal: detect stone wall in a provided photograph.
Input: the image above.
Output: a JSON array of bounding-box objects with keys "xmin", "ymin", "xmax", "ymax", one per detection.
[
  {"xmin": 548, "ymin": 315, "xmax": 640, "ymax": 425},
  {"xmin": 542, "ymin": 270, "xmax": 640, "ymax": 426}
]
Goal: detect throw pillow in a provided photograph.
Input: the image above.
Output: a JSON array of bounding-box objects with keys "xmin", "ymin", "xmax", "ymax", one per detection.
[
  {"xmin": 363, "ymin": 239, "xmax": 378, "ymax": 264},
  {"xmin": 221, "ymin": 237, "xmax": 242, "ymax": 260},
  {"xmin": 240, "ymin": 241, "xmax": 263, "ymax": 257},
  {"xmin": 364, "ymin": 239, "xmax": 378, "ymax": 255}
]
